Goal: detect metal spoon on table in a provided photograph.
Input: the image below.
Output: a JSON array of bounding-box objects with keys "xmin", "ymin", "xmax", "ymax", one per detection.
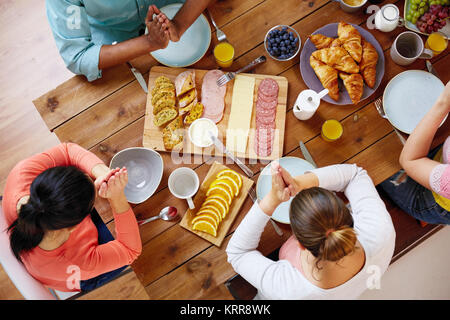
[{"xmin": 137, "ymin": 206, "xmax": 179, "ymax": 226}]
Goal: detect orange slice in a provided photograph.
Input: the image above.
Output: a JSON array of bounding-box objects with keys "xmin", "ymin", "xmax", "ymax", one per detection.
[
  {"xmin": 192, "ymin": 220, "xmax": 217, "ymax": 237},
  {"xmin": 203, "ymin": 196, "xmax": 229, "ymax": 217},
  {"xmin": 217, "ymin": 169, "xmax": 243, "ymax": 189},
  {"xmin": 208, "ymin": 180, "xmax": 234, "ymax": 199},
  {"xmin": 197, "ymin": 206, "xmax": 222, "ymax": 223},
  {"xmin": 206, "ymin": 184, "xmax": 233, "ymax": 205},
  {"xmin": 191, "ymin": 213, "xmax": 218, "ymax": 230},
  {"xmin": 217, "ymin": 176, "xmax": 240, "ymax": 197}
]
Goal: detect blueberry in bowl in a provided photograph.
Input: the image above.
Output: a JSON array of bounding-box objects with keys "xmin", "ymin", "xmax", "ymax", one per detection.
[{"xmin": 264, "ymin": 25, "xmax": 301, "ymax": 61}]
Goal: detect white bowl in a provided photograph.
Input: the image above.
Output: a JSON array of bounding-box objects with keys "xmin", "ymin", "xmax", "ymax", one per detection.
[
  {"xmin": 110, "ymin": 147, "xmax": 163, "ymax": 204},
  {"xmin": 188, "ymin": 118, "xmax": 219, "ymax": 148}
]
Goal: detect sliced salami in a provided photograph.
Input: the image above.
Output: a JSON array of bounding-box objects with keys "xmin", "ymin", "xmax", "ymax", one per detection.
[
  {"xmin": 256, "ymin": 113, "xmax": 276, "ymax": 126},
  {"xmin": 254, "ymin": 78, "xmax": 279, "ymax": 157},
  {"xmin": 257, "ymin": 91, "xmax": 278, "ymax": 103},
  {"xmin": 256, "ymin": 99, "xmax": 277, "ymax": 111},
  {"xmin": 258, "ymin": 78, "xmax": 279, "ymax": 97}
]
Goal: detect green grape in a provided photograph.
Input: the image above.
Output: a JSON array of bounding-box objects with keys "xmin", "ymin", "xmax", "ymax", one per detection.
[
  {"xmin": 419, "ymin": 1, "xmax": 426, "ymax": 6},
  {"xmin": 413, "ymin": 0, "xmax": 420, "ymax": 4},
  {"xmin": 419, "ymin": 8, "xmax": 425, "ymax": 14},
  {"xmin": 411, "ymin": 4, "xmax": 418, "ymax": 9},
  {"xmin": 406, "ymin": 14, "xmax": 412, "ymax": 21},
  {"xmin": 412, "ymin": 17, "xmax": 418, "ymax": 24},
  {"xmin": 414, "ymin": 11, "xmax": 420, "ymax": 18}
]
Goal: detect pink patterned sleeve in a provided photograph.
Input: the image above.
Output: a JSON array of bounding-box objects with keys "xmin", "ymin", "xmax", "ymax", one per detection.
[
  {"xmin": 429, "ymin": 136, "xmax": 450, "ymax": 198},
  {"xmin": 429, "ymin": 165, "xmax": 450, "ymax": 198}
]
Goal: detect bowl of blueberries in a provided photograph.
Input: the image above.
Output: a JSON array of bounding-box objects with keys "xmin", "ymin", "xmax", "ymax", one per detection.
[{"xmin": 264, "ymin": 25, "xmax": 301, "ymax": 61}]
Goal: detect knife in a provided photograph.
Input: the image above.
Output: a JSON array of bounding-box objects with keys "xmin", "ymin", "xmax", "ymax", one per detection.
[
  {"xmin": 126, "ymin": 62, "xmax": 148, "ymax": 93},
  {"xmin": 426, "ymin": 61, "xmax": 439, "ymax": 78},
  {"xmin": 209, "ymin": 132, "xmax": 254, "ymax": 178},
  {"xmin": 299, "ymin": 140, "xmax": 317, "ymax": 168}
]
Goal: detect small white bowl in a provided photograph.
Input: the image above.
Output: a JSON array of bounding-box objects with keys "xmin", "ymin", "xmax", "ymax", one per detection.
[
  {"xmin": 188, "ymin": 118, "xmax": 219, "ymax": 148},
  {"xmin": 110, "ymin": 147, "xmax": 163, "ymax": 204}
]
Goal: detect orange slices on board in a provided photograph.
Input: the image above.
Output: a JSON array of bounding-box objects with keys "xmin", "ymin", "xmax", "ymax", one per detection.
[{"xmin": 191, "ymin": 168, "xmax": 242, "ymax": 237}]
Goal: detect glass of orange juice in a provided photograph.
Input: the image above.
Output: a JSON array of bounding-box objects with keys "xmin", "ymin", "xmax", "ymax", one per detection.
[
  {"xmin": 425, "ymin": 32, "xmax": 448, "ymax": 56},
  {"xmin": 214, "ymin": 42, "xmax": 235, "ymax": 68},
  {"xmin": 321, "ymin": 120, "xmax": 343, "ymax": 142}
]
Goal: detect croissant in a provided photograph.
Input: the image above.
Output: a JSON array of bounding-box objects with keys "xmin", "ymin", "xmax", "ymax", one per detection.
[
  {"xmin": 309, "ymin": 35, "xmax": 343, "ymax": 50},
  {"xmin": 337, "ymin": 22, "xmax": 362, "ymax": 63},
  {"xmin": 330, "ymin": 38, "xmax": 342, "ymax": 48},
  {"xmin": 339, "ymin": 73, "xmax": 364, "ymax": 105},
  {"xmin": 309, "ymin": 34, "xmax": 334, "ymax": 49},
  {"xmin": 310, "ymin": 56, "xmax": 339, "ymax": 101},
  {"xmin": 359, "ymin": 40, "xmax": 378, "ymax": 88},
  {"xmin": 312, "ymin": 47, "xmax": 359, "ymax": 74}
]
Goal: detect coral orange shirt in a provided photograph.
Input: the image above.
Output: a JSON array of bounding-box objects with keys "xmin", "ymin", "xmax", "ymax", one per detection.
[{"xmin": 2, "ymin": 143, "xmax": 142, "ymax": 292}]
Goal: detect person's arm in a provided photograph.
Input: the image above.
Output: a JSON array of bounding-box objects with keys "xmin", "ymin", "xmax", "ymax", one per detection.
[
  {"xmin": 46, "ymin": 1, "xmax": 167, "ymax": 81},
  {"xmin": 98, "ymin": 6, "xmax": 169, "ymax": 70},
  {"xmin": 79, "ymin": 168, "xmax": 142, "ymax": 278},
  {"xmin": 157, "ymin": 0, "xmax": 212, "ymax": 42},
  {"xmin": 399, "ymin": 81, "xmax": 450, "ymax": 190},
  {"xmin": 226, "ymin": 165, "xmax": 306, "ymax": 299}
]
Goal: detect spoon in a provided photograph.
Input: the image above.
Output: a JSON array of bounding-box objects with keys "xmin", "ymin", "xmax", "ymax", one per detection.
[{"xmin": 137, "ymin": 206, "xmax": 179, "ymax": 226}]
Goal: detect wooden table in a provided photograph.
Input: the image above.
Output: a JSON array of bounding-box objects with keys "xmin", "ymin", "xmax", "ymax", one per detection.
[{"xmin": 33, "ymin": 0, "xmax": 449, "ymax": 300}]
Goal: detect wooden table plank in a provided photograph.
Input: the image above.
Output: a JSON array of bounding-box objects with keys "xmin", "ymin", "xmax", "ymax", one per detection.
[
  {"xmin": 54, "ymin": 80, "xmax": 147, "ymax": 149},
  {"xmin": 144, "ymin": 209, "xmax": 290, "ymax": 299},
  {"xmin": 76, "ymin": 269, "xmax": 150, "ymax": 300}
]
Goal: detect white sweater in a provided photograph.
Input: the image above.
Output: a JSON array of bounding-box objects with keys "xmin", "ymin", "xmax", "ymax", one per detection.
[{"xmin": 226, "ymin": 164, "xmax": 396, "ymax": 300}]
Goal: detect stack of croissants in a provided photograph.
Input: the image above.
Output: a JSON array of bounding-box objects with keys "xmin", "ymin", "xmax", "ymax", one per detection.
[{"xmin": 308, "ymin": 22, "xmax": 378, "ymax": 105}]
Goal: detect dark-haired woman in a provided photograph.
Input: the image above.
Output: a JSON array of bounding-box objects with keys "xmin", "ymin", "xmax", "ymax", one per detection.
[
  {"xmin": 2, "ymin": 143, "xmax": 141, "ymax": 292},
  {"xmin": 226, "ymin": 162, "xmax": 395, "ymax": 299}
]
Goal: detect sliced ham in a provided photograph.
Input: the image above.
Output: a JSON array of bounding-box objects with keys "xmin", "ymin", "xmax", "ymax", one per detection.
[{"xmin": 201, "ymin": 70, "xmax": 227, "ymax": 123}]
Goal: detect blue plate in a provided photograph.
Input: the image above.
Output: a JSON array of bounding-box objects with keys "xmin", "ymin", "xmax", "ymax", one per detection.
[
  {"xmin": 256, "ymin": 157, "xmax": 315, "ymax": 224},
  {"xmin": 383, "ymin": 70, "xmax": 445, "ymax": 134},
  {"xmin": 149, "ymin": 3, "xmax": 211, "ymax": 67}
]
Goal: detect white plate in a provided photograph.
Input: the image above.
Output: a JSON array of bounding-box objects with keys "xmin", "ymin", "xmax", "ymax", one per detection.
[
  {"xmin": 148, "ymin": 3, "xmax": 211, "ymax": 67},
  {"xmin": 383, "ymin": 70, "xmax": 445, "ymax": 134},
  {"xmin": 256, "ymin": 157, "xmax": 315, "ymax": 224}
]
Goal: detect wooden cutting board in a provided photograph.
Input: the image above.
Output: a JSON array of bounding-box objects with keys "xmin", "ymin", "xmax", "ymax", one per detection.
[
  {"xmin": 179, "ymin": 161, "xmax": 254, "ymax": 247},
  {"xmin": 143, "ymin": 66, "xmax": 288, "ymax": 161}
]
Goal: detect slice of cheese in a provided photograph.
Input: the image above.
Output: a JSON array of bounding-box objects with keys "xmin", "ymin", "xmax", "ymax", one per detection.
[{"xmin": 226, "ymin": 75, "xmax": 255, "ymax": 154}]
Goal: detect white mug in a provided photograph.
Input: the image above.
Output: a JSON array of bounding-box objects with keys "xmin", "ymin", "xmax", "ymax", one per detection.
[
  {"xmin": 333, "ymin": 0, "xmax": 368, "ymax": 13},
  {"xmin": 390, "ymin": 31, "xmax": 434, "ymax": 66},
  {"xmin": 293, "ymin": 88, "xmax": 329, "ymax": 121},
  {"xmin": 374, "ymin": 4, "xmax": 405, "ymax": 32},
  {"xmin": 168, "ymin": 167, "xmax": 199, "ymax": 209}
]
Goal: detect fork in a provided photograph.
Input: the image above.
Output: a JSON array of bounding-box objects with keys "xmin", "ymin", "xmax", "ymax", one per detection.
[
  {"xmin": 248, "ymin": 186, "xmax": 284, "ymax": 237},
  {"xmin": 208, "ymin": 9, "xmax": 227, "ymax": 42},
  {"xmin": 374, "ymin": 98, "xmax": 406, "ymax": 145},
  {"xmin": 216, "ymin": 56, "xmax": 267, "ymax": 87}
]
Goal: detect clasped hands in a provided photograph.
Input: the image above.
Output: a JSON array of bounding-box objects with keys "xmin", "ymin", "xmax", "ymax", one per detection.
[
  {"xmin": 144, "ymin": 5, "xmax": 181, "ymax": 51},
  {"xmin": 94, "ymin": 167, "xmax": 128, "ymax": 200}
]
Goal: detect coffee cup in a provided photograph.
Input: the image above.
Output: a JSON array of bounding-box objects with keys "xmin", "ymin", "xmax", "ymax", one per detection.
[
  {"xmin": 390, "ymin": 31, "xmax": 434, "ymax": 66},
  {"xmin": 293, "ymin": 88, "xmax": 329, "ymax": 120},
  {"xmin": 168, "ymin": 167, "xmax": 199, "ymax": 209},
  {"xmin": 333, "ymin": 0, "xmax": 368, "ymax": 13}
]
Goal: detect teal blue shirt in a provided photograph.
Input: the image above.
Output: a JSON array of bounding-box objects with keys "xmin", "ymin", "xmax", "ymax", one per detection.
[{"xmin": 46, "ymin": 0, "xmax": 179, "ymax": 81}]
